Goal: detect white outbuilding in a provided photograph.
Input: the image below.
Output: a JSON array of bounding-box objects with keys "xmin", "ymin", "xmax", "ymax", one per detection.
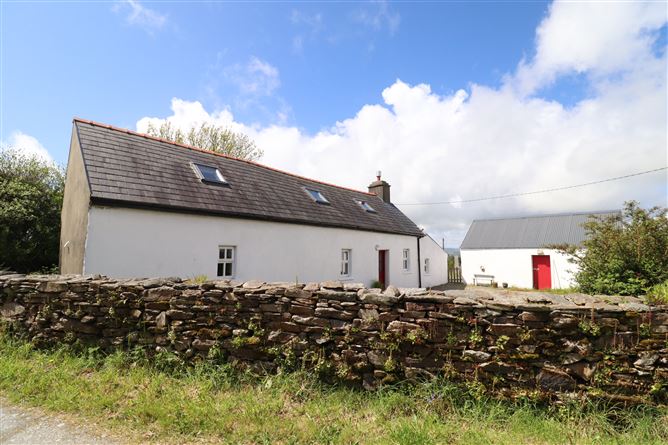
[
  {"xmin": 60, "ymin": 118, "xmax": 448, "ymax": 288},
  {"xmin": 459, "ymin": 211, "xmax": 618, "ymax": 289}
]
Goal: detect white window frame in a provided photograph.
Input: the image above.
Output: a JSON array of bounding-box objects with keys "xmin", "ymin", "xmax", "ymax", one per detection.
[
  {"xmin": 402, "ymin": 248, "xmax": 410, "ymax": 272},
  {"xmin": 424, "ymin": 258, "xmax": 431, "ymax": 275},
  {"xmin": 192, "ymin": 163, "xmax": 227, "ymax": 184},
  {"xmin": 304, "ymin": 187, "xmax": 330, "ymax": 204},
  {"xmin": 217, "ymin": 246, "xmax": 236, "ymax": 278},
  {"xmin": 340, "ymin": 249, "xmax": 352, "ymax": 277}
]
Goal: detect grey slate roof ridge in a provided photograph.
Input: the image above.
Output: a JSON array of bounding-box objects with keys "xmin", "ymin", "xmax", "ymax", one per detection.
[
  {"xmin": 73, "ymin": 118, "xmax": 423, "ymax": 237},
  {"xmin": 469, "ymin": 209, "xmax": 619, "ymax": 223}
]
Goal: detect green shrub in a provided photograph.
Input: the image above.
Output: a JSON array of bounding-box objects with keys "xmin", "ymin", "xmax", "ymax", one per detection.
[
  {"xmin": 0, "ymin": 148, "xmax": 64, "ymax": 273},
  {"xmin": 645, "ymin": 281, "xmax": 668, "ymax": 306},
  {"xmin": 553, "ymin": 202, "xmax": 668, "ymax": 296}
]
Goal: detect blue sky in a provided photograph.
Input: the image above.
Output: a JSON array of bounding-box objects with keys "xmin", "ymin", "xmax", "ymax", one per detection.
[
  {"xmin": 2, "ymin": 1, "xmax": 666, "ymax": 246},
  {"xmin": 3, "ymin": 1, "xmax": 551, "ymax": 162}
]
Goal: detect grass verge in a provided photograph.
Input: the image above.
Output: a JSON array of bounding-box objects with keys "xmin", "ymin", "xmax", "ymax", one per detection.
[{"xmin": 0, "ymin": 336, "xmax": 666, "ymax": 444}]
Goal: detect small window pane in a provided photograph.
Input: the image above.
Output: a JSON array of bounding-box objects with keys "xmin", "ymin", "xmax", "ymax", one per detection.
[
  {"xmin": 218, "ymin": 246, "xmax": 235, "ymax": 278},
  {"xmin": 341, "ymin": 249, "xmax": 351, "ymax": 276},
  {"xmin": 305, "ymin": 188, "xmax": 329, "ymax": 204},
  {"xmin": 194, "ymin": 164, "xmax": 226, "ymax": 184},
  {"xmin": 356, "ymin": 200, "xmax": 376, "ymax": 213}
]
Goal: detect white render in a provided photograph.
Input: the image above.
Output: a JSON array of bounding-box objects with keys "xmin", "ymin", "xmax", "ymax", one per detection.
[
  {"xmin": 460, "ymin": 248, "xmax": 577, "ymax": 289},
  {"xmin": 83, "ymin": 206, "xmax": 448, "ymax": 287},
  {"xmin": 419, "ymin": 235, "xmax": 448, "ymax": 288}
]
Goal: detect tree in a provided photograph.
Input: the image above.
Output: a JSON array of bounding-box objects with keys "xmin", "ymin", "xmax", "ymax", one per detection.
[
  {"xmin": 0, "ymin": 148, "xmax": 64, "ymax": 273},
  {"xmin": 146, "ymin": 121, "xmax": 263, "ymax": 161},
  {"xmin": 554, "ymin": 201, "xmax": 668, "ymax": 296}
]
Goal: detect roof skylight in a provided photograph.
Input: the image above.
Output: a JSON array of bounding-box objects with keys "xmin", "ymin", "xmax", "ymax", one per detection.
[
  {"xmin": 304, "ymin": 188, "xmax": 329, "ymax": 204},
  {"xmin": 192, "ymin": 163, "xmax": 227, "ymax": 185},
  {"xmin": 355, "ymin": 199, "xmax": 376, "ymax": 213}
]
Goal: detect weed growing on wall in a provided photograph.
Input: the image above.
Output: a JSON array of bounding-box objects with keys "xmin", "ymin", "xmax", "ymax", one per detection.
[{"xmin": 646, "ymin": 281, "xmax": 668, "ymax": 306}]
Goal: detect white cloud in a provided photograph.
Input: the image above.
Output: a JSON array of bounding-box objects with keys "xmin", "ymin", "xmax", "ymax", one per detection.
[
  {"xmin": 352, "ymin": 0, "xmax": 401, "ymax": 35},
  {"xmin": 137, "ymin": 1, "xmax": 667, "ymax": 246},
  {"xmin": 2, "ymin": 131, "xmax": 53, "ymax": 163},
  {"xmin": 509, "ymin": 1, "xmax": 667, "ymax": 95},
  {"xmin": 136, "ymin": 98, "xmax": 243, "ymax": 135},
  {"xmin": 114, "ymin": 0, "xmax": 167, "ymax": 33},
  {"xmin": 290, "ymin": 10, "xmax": 324, "ymax": 53},
  {"xmin": 204, "ymin": 55, "xmax": 289, "ymax": 124},
  {"xmin": 225, "ymin": 56, "xmax": 281, "ymax": 97},
  {"xmin": 291, "ymin": 10, "xmax": 323, "ymax": 30}
]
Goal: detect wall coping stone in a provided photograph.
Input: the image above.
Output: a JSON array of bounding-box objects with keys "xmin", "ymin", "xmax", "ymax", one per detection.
[{"xmin": 0, "ymin": 274, "xmax": 661, "ymax": 312}]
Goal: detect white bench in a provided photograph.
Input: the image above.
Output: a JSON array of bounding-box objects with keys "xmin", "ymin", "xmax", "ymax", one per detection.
[{"xmin": 473, "ymin": 274, "xmax": 495, "ymax": 286}]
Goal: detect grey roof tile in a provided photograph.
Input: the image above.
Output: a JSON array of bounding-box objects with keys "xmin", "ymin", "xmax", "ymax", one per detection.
[{"xmin": 74, "ymin": 119, "xmax": 422, "ymax": 237}]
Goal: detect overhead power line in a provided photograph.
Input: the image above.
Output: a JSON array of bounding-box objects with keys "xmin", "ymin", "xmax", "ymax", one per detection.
[{"xmin": 396, "ymin": 166, "xmax": 668, "ymax": 206}]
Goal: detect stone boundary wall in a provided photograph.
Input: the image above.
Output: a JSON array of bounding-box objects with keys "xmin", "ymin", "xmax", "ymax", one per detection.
[{"xmin": 1, "ymin": 274, "xmax": 666, "ymax": 404}]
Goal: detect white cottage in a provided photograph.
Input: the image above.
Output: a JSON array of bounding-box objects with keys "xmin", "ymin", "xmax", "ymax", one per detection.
[
  {"xmin": 60, "ymin": 118, "xmax": 448, "ymax": 287},
  {"xmin": 419, "ymin": 234, "xmax": 450, "ymax": 289},
  {"xmin": 459, "ymin": 211, "xmax": 618, "ymax": 289}
]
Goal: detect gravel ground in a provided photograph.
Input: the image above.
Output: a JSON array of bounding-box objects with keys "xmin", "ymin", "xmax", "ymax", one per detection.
[{"xmin": 0, "ymin": 400, "xmax": 120, "ymax": 445}]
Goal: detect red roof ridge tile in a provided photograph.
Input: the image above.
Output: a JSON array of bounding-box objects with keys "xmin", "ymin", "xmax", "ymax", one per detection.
[{"xmin": 73, "ymin": 117, "xmax": 376, "ymax": 197}]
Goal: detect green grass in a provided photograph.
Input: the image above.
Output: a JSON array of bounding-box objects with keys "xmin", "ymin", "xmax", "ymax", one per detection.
[{"xmin": 0, "ymin": 336, "xmax": 666, "ymax": 444}]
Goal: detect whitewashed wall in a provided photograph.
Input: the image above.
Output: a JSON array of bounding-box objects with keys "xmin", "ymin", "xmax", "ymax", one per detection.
[
  {"xmin": 419, "ymin": 236, "xmax": 448, "ymax": 288},
  {"xmin": 84, "ymin": 206, "xmax": 423, "ymax": 287},
  {"xmin": 460, "ymin": 248, "xmax": 578, "ymax": 289}
]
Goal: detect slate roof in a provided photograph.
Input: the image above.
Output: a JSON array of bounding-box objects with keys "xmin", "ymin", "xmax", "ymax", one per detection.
[
  {"xmin": 460, "ymin": 210, "xmax": 620, "ymax": 249},
  {"xmin": 74, "ymin": 119, "xmax": 423, "ymax": 237}
]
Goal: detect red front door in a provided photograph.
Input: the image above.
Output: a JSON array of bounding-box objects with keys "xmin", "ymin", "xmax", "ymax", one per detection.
[
  {"xmin": 532, "ymin": 255, "xmax": 552, "ymax": 290},
  {"xmin": 378, "ymin": 250, "xmax": 387, "ymax": 289}
]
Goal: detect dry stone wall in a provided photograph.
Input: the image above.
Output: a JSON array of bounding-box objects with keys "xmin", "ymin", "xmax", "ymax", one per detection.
[{"xmin": 1, "ymin": 273, "xmax": 666, "ymax": 404}]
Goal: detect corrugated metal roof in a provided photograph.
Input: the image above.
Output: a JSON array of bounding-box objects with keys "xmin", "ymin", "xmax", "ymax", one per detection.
[{"xmin": 460, "ymin": 211, "xmax": 620, "ymax": 249}]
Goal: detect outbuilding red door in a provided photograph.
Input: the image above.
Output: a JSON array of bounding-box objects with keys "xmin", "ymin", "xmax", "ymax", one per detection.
[{"xmin": 532, "ymin": 255, "xmax": 552, "ymax": 290}]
